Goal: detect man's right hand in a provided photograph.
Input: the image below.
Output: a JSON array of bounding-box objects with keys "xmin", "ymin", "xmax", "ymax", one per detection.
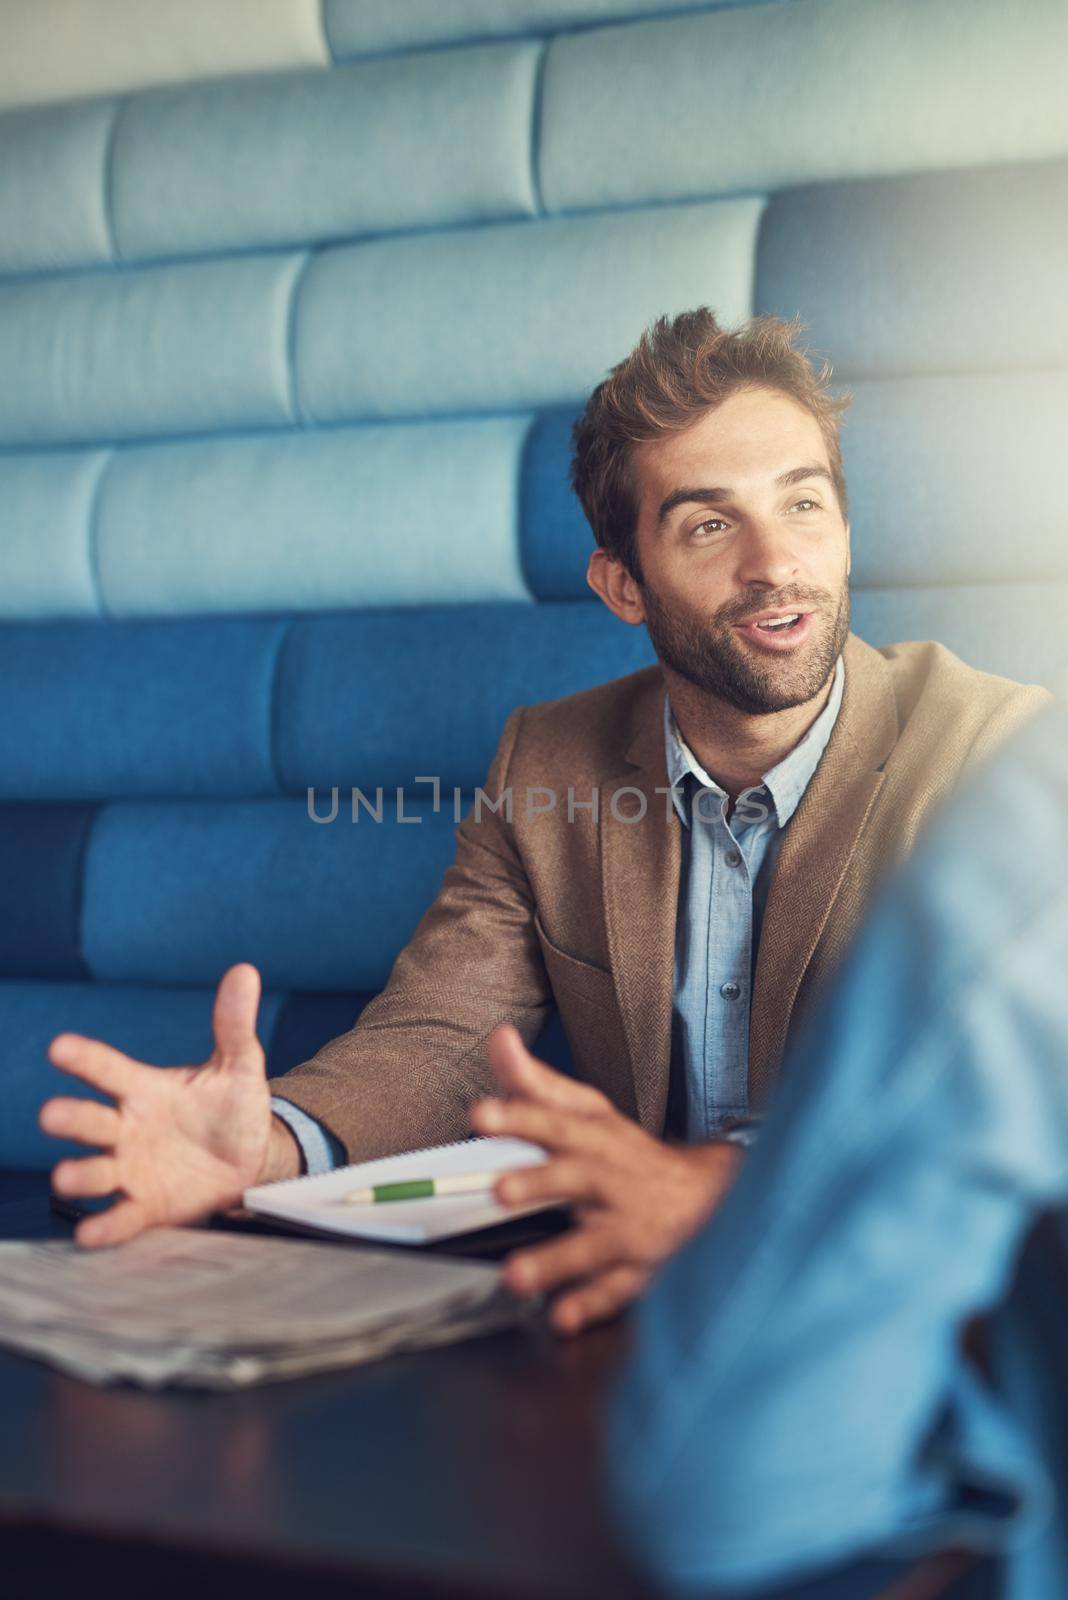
[{"xmin": 38, "ymin": 962, "xmax": 301, "ymax": 1249}]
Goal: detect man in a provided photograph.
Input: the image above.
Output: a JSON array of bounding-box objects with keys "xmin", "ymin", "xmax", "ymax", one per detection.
[
  {"xmin": 39, "ymin": 310, "xmax": 1047, "ymax": 1333},
  {"xmin": 609, "ymin": 688, "xmax": 1068, "ymax": 1599}
]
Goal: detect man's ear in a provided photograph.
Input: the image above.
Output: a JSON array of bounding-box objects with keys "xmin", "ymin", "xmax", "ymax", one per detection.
[{"xmin": 586, "ymin": 548, "xmax": 646, "ymax": 626}]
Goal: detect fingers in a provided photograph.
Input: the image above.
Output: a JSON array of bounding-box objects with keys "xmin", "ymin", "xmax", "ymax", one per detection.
[
  {"xmin": 495, "ymin": 1157, "xmax": 600, "ymax": 1209},
  {"xmin": 211, "ymin": 963, "xmax": 264, "ymax": 1072},
  {"xmin": 503, "ymin": 1222, "xmax": 619, "ymax": 1298},
  {"xmin": 47, "ymin": 1034, "xmax": 139, "ymax": 1099},
  {"xmin": 550, "ymin": 1265, "xmax": 651, "ymax": 1337},
  {"xmin": 52, "ymin": 1154, "xmax": 119, "ymax": 1199},
  {"xmin": 74, "ymin": 1198, "xmax": 151, "ymax": 1250},
  {"xmin": 39, "ymin": 1097, "xmax": 121, "ymax": 1149},
  {"xmin": 471, "ymin": 1096, "xmax": 604, "ymax": 1154},
  {"xmin": 486, "ymin": 1024, "xmax": 609, "ymax": 1113}
]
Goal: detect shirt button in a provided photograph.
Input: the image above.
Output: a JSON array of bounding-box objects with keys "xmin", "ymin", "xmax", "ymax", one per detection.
[
  {"xmin": 724, "ymin": 848, "xmax": 742, "ymax": 868},
  {"xmin": 720, "ymin": 981, "xmax": 741, "ymax": 1001}
]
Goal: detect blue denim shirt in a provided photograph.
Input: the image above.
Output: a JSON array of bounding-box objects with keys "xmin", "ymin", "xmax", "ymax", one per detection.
[
  {"xmin": 609, "ymin": 689, "xmax": 1067, "ymax": 1598},
  {"xmin": 273, "ymin": 657, "xmax": 844, "ymax": 1170},
  {"xmin": 666, "ymin": 655, "xmax": 844, "ymax": 1140}
]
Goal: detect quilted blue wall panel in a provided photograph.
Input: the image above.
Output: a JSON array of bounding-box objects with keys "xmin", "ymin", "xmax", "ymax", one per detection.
[
  {"xmin": 275, "ymin": 603, "xmax": 657, "ymax": 792},
  {"xmin": 323, "ymin": 0, "xmax": 777, "ymax": 57},
  {"xmin": 0, "ymin": 99, "xmax": 115, "ymax": 274},
  {"xmin": 0, "ymin": 449, "xmax": 108, "ymax": 618},
  {"xmin": 0, "ymin": 805, "xmax": 95, "ymax": 978},
  {"xmin": 539, "ymin": 0, "xmax": 1068, "ymax": 212},
  {"xmin": 111, "ymin": 45, "xmax": 540, "ymax": 263},
  {"xmin": 851, "ymin": 585, "xmax": 1068, "ymax": 690},
  {"xmin": 519, "ymin": 406, "xmax": 591, "ymax": 600},
  {"xmin": 296, "ymin": 200, "xmax": 763, "ymax": 421},
  {"xmin": 94, "ymin": 419, "xmax": 532, "ymax": 615},
  {"xmin": 80, "ymin": 799, "xmax": 463, "ymax": 990},
  {"xmin": 843, "ymin": 374, "xmax": 1068, "ymax": 589},
  {"xmin": 0, "ymin": 618, "xmax": 284, "ymax": 800},
  {"xmin": 0, "ymin": 253, "xmax": 304, "ymax": 448},
  {"xmin": 755, "ymin": 163, "xmax": 1068, "ymax": 379}
]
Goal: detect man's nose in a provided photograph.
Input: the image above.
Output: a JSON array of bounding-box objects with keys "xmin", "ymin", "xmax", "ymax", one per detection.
[{"xmin": 733, "ymin": 517, "xmax": 801, "ymax": 590}]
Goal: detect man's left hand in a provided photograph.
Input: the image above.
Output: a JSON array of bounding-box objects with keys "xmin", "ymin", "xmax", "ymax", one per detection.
[{"xmin": 470, "ymin": 1024, "xmax": 744, "ymax": 1336}]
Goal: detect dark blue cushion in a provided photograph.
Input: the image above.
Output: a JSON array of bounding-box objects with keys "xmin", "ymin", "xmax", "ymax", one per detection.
[
  {"xmin": 520, "ymin": 407, "xmax": 594, "ymax": 601},
  {"xmin": 275, "ymin": 602, "xmax": 656, "ymax": 792},
  {"xmin": 0, "ymin": 803, "xmax": 95, "ymax": 977},
  {"xmin": 0, "ymin": 615, "xmax": 283, "ymax": 800}
]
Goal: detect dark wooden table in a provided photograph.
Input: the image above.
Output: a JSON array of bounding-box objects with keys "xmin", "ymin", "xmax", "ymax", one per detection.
[{"xmin": 0, "ymin": 1181, "xmax": 986, "ymax": 1600}]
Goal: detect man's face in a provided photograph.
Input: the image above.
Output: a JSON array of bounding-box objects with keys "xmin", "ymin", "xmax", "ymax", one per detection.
[{"xmin": 628, "ymin": 386, "xmax": 851, "ymax": 714}]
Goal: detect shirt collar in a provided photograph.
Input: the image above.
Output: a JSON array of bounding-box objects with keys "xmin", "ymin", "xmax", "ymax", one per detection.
[{"xmin": 663, "ymin": 654, "xmax": 845, "ymax": 830}]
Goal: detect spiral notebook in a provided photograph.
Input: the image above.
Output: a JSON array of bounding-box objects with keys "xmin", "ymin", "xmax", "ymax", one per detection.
[{"xmin": 242, "ymin": 1136, "xmax": 550, "ymax": 1245}]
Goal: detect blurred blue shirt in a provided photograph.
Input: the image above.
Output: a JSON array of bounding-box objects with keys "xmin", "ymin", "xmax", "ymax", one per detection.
[
  {"xmin": 273, "ymin": 659, "xmax": 844, "ymax": 1169},
  {"xmin": 609, "ymin": 689, "xmax": 1067, "ymax": 1598}
]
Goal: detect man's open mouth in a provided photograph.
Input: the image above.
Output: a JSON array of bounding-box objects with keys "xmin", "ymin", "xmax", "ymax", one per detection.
[{"xmin": 735, "ymin": 610, "xmax": 815, "ymax": 650}]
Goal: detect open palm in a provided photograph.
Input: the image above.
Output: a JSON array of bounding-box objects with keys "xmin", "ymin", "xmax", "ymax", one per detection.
[{"xmin": 39, "ymin": 963, "xmax": 273, "ymax": 1248}]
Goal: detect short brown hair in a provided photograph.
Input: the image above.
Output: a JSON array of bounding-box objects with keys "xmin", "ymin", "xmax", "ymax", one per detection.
[{"xmin": 570, "ymin": 309, "xmax": 851, "ymax": 582}]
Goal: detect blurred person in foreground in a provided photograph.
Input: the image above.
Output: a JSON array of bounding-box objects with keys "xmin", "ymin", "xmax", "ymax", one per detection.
[{"xmin": 609, "ymin": 688, "xmax": 1068, "ymax": 1599}]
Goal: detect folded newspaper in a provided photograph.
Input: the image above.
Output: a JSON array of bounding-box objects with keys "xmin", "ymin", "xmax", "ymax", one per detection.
[{"xmin": 0, "ymin": 1229, "xmax": 526, "ymax": 1389}]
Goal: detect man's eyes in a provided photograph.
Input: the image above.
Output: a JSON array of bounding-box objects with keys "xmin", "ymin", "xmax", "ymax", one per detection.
[{"xmin": 689, "ymin": 498, "xmax": 822, "ymax": 537}]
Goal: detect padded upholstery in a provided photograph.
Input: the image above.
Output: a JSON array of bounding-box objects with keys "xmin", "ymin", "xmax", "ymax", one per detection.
[
  {"xmin": 93, "ymin": 421, "xmax": 533, "ymax": 616},
  {"xmin": 0, "ymin": 254, "xmax": 304, "ymax": 448},
  {"xmin": 110, "ymin": 46, "xmax": 541, "ymax": 263},
  {"xmin": 851, "ymin": 586, "xmax": 1068, "ymax": 694},
  {"xmin": 0, "ymin": 0, "xmax": 329, "ymax": 111},
  {"xmin": 2, "ymin": 0, "xmax": 1066, "ymax": 1168},
  {"xmin": 293, "ymin": 201, "xmax": 763, "ymax": 421},
  {"xmin": 539, "ymin": 0, "xmax": 1068, "ymax": 211},
  {"xmin": 0, "ymin": 607, "xmax": 655, "ymax": 801},
  {"xmin": 843, "ymin": 374, "xmax": 1068, "ymax": 589},
  {"xmin": 78, "ymin": 798, "xmax": 461, "ymax": 991},
  {"xmin": 0, "ymin": 618, "xmax": 285, "ymax": 800},
  {"xmin": 324, "ymin": 0, "xmax": 777, "ymax": 59},
  {"xmin": 756, "ymin": 163, "xmax": 1068, "ymax": 378}
]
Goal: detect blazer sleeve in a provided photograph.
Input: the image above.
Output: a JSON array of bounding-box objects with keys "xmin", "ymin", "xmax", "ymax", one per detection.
[{"xmin": 265, "ymin": 706, "xmax": 554, "ymax": 1163}]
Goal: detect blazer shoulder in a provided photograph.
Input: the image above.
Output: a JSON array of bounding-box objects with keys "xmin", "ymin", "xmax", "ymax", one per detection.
[
  {"xmin": 509, "ymin": 663, "xmax": 664, "ymax": 777},
  {"xmin": 876, "ymin": 638, "xmax": 1051, "ymax": 756}
]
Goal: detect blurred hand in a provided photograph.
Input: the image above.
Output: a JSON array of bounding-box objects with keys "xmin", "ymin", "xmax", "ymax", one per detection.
[
  {"xmin": 470, "ymin": 1024, "xmax": 744, "ymax": 1335},
  {"xmin": 39, "ymin": 963, "xmax": 296, "ymax": 1249}
]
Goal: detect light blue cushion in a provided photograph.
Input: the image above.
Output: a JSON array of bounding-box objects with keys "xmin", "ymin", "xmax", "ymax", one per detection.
[
  {"xmin": 324, "ymin": 0, "xmax": 775, "ymax": 57},
  {"xmin": 296, "ymin": 199, "xmax": 763, "ymax": 421},
  {"xmin": 844, "ymin": 374, "xmax": 1068, "ymax": 589},
  {"xmin": 80, "ymin": 798, "xmax": 463, "ymax": 991},
  {"xmin": 756, "ymin": 162, "xmax": 1068, "ymax": 379},
  {"xmin": 0, "ymin": 449, "xmax": 108, "ymax": 618},
  {"xmin": 852, "ymin": 585, "xmax": 1068, "ymax": 690},
  {"xmin": 0, "ymin": 253, "xmax": 303, "ymax": 447},
  {"xmin": 539, "ymin": 0, "xmax": 1068, "ymax": 213},
  {"xmin": 0, "ymin": 98, "xmax": 116, "ymax": 275},
  {"xmin": 0, "ymin": 618, "xmax": 283, "ymax": 800},
  {"xmin": 275, "ymin": 602, "xmax": 656, "ymax": 791},
  {"xmin": 0, "ymin": 979, "xmax": 285, "ymax": 1170},
  {"xmin": 95, "ymin": 417, "xmax": 531, "ymax": 616},
  {"xmin": 111, "ymin": 46, "xmax": 539, "ymax": 263}
]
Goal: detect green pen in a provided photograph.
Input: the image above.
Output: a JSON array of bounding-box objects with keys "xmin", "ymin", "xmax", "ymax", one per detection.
[{"xmin": 340, "ymin": 1170, "xmax": 501, "ymax": 1205}]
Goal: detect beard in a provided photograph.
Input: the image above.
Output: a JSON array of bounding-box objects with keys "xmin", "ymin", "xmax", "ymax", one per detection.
[{"xmin": 641, "ymin": 578, "xmax": 851, "ymax": 715}]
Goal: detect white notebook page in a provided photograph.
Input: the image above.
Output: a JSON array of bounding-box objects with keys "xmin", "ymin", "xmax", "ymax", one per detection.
[{"xmin": 243, "ymin": 1136, "xmax": 550, "ymax": 1244}]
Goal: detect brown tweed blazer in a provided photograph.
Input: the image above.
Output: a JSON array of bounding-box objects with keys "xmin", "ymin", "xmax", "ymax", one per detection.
[{"xmin": 268, "ymin": 634, "xmax": 1048, "ymax": 1163}]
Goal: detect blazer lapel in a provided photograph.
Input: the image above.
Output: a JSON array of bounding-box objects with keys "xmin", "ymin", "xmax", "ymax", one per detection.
[
  {"xmin": 748, "ymin": 634, "xmax": 900, "ymax": 1105},
  {"xmin": 600, "ymin": 675, "xmax": 681, "ymax": 1133}
]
